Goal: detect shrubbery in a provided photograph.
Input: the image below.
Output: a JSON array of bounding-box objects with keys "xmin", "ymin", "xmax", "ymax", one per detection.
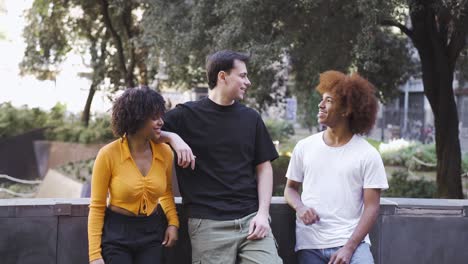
[
  {"xmin": 0, "ymin": 102, "xmax": 114, "ymax": 144},
  {"xmin": 265, "ymin": 119, "xmax": 295, "ymax": 142},
  {"xmin": 57, "ymin": 158, "xmax": 95, "ymax": 183},
  {"xmin": 383, "ymin": 170, "xmax": 437, "ymax": 198},
  {"xmin": 381, "ymin": 142, "xmax": 437, "ymax": 171}
]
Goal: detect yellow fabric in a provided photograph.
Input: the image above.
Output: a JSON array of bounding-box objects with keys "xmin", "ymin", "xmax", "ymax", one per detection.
[{"xmin": 88, "ymin": 137, "xmax": 179, "ymax": 261}]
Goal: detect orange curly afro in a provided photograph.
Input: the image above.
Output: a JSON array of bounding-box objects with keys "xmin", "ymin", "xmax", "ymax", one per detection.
[{"xmin": 316, "ymin": 70, "xmax": 378, "ymax": 135}]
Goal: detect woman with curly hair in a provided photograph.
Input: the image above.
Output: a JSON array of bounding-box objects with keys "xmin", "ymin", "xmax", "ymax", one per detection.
[
  {"xmin": 88, "ymin": 87, "xmax": 179, "ymax": 264},
  {"xmin": 284, "ymin": 71, "xmax": 389, "ymax": 264}
]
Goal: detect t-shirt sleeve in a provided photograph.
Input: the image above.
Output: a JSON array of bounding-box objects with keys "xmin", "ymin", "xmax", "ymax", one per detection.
[
  {"xmin": 362, "ymin": 149, "xmax": 389, "ymax": 190},
  {"xmin": 254, "ymin": 115, "xmax": 279, "ymax": 165},
  {"xmin": 162, "ymin": 106, "xmax": 183, "ymax": 133},
  {"xmin": 285, "ymin": 142, "xmax": 304, "ymax": 182}
]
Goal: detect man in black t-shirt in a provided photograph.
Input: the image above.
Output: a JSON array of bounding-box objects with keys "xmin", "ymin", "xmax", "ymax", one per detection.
[{"xmin": 157, "ymin": 50, "xmax": 282, "ymax": 263}]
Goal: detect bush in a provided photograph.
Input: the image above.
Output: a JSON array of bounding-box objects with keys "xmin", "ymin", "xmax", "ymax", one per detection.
[
  {"xmin": 273, "ymin": 184, "xmax": 285, "ymax": 196},
  {"xmin": 381, "ymin": 142, "xmax": 437, "ymax": 171},
  {"xmin": 46, "ymin": 114, "xmax": 114, "ymax": 144},
  {"xmin": 278, "ymin": 140, "xmax": 297, "ymax": 155},
  {"xmin": 409, "ymin": 144, "xmax": 437, "ymax": 171},
  {"xmin": 271, "ymin": 155, "xmax": 291, "ymax": 196},
  {"xmin": 383, "ymin": 170, "xmax": 437, "ymax": 198},
  {"xmin": 366, "ymin": 138, "xmax": 381, "ymax": 150},
  {"xmin": 265, "ymin": 119, "xmax": 295, "ymax": 142},
  {"xmin": 0, "ymin": 102, "xmax": 55, "ymax": 138},
  {"xmin": 57, "ymin": 158, "xmax": 95, "ymax": 183},
  {"xmin": 0, "ymin": 102, "xmax": 114, "ymax": 144},
  {"xmin": 462, "ymin": 153, "xmax": 468, "ymax": 174}
]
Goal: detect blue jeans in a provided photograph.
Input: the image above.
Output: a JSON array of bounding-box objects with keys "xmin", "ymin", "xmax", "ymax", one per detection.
[{"xmin": 297, "ymin": 243, "xmax": 374, "ymax": 264}]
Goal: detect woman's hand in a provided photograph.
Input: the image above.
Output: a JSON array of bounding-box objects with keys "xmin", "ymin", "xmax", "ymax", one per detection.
[{"xmin": 162, "ymin": 225, "xmax": 178, "ymax": 247}]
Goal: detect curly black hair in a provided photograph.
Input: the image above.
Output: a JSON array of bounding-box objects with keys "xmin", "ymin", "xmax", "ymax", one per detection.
[{"xmin": 111, "ymin": 87, "xmax": 166, "ymax": 137}]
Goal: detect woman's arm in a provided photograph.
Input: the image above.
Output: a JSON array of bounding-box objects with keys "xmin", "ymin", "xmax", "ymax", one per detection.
[
  {"xmin": 88, "ymin": 150, "xmax": 112, "ymax": 262},
  {"xmin": 159, "ymin": 151, "xmax": 179, "ymax": 247}
]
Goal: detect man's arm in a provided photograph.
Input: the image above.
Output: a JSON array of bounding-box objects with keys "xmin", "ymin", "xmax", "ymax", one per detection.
[
  {"xmin": 329, "ymin": 188, "xmax": 381, "ymax": 264},
  {"xmin": 247, "ymin": 161, "xmax": 273, "ymax": 240},
  {"xmin": 256, "ymin": 161, "xmax": 273, "ymax": 216},
  {"xmin": 284, "ymin": 179, "xmax": 303, "ymax": 210},
  {"xmin": 153, "ymin": 131, "xmax": 196, "ymax": 170},
  {"xmin": 284, "ymin": 179, "xmax": 320, "ymax": 225}
]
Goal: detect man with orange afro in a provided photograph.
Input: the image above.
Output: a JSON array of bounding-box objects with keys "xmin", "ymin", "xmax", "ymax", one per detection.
[{"xmin": 284, "ymin": 71, "xmax": 388, "ymax": 264}]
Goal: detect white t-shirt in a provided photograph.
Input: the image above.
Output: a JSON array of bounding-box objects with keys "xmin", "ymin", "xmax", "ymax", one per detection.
[{"xmin": 286, "ymin": 132, "xmax": 389, "ymax": 251}]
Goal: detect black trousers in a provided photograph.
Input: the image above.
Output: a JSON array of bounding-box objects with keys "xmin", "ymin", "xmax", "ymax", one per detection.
[{"xmin": 101, "ymin": 206, "xmax": 167, "ymax": 264}]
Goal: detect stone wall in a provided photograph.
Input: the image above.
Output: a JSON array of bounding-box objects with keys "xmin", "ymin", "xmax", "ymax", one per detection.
[{"xmin": 0, "ymin": 197, "xmax": 467, "ymax": 264}]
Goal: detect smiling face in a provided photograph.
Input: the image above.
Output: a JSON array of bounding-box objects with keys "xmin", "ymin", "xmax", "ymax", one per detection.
[
  {"xmin": 222, "ymin": 59, "xmax": 251, "ymax": 101},
  {"xmin": 317, "ymin": 92, "xmax": 348, "ymax": 128},
  {"xmin": 137, "ymin": 113, "xmax": 164, "ymax": 140}
]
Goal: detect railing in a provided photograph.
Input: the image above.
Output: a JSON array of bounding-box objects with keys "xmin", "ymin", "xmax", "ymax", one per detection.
[
  {"xmin": 0, "ymin": 197, "xmax": 467, "ymax": 264},
  {"xmin": 0, "ymin": 174, "xmax": 41, "ymax": 198}
]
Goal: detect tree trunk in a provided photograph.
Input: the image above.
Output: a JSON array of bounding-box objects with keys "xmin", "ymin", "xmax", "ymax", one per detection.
[
  {"xmin": 411, "ymin": 3, "xmax": 464, "ymax": 198},
  {"xmin": 99, "ymin": 0, "xmax": 135, "ymax": 88},
  {"xmin": 81, "ymin": 83, "xmax": 97, "ymax": 127},
  {"xmin": 435, "ymin": 112, "xmax": 463, "ymax": 198},
  {"xmin": 423, "ymin": 64, "xmax": 464, "ymax": 198}
]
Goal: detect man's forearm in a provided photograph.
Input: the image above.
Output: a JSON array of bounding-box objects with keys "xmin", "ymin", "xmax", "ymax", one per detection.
[
  {"xmin": 284, "ymin": 185, "xmax": 304, "ymax": 211},
  {"xmin": 156, "ymin": 131, "xmax": 196, "ymax": 169},
  {"xmin": 153, "ymin": 131, "xmax": 175, "ymax": 144},
  {"xmin": 256, "ymin": 162, "xmax": 273, "ymax": 216},
  {"xmin": 345, "ymin": 204, "xmax": 379, "ymax": 250}
]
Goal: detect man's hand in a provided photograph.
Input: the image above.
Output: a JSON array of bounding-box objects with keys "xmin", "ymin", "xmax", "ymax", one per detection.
[
  {"xmin": 168, "ymin": 133, "xmax": 196, "ymax": 170},
  {"xmin": 162, "ymin": 225, "xmax": 178, "ymax": 247},
  {"xmin": 285, "ymin": 179, "xmax": 319, "ymax": 225},
  {"xmin": 90, "ymin": 259, "xmax": 105, "ymax": 264},
  {"xmin": 329, "ymin": 245, "xmax": 354, "ymax": 264},
  {"xmin": 296, "ymin": 205, "xmax": 320, "ymax": 225},
  {"xmin": 247, "ymin": 213, "xmax": 270, "ymax": 240}
]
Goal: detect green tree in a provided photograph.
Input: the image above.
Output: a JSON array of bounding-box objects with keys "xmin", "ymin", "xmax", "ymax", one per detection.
[
  {"xmin": 0, "ymin": 102, "xmax": 66, "ymax": 138},
  {"xmin": 355, "ymin": 28, "xmax": 418, "ymax": 102},
  {"xmin": 141, "ymin": 0, "xmax": 413, "ymax": 126},
  {"xmin": 21, "ymin": 0, "xmax": 153, "ymax": 126},
  {"xmin": 375, "ymin": 0, "xmax": 468, "ymax": 198},
  {"xmin": 143, "ymin": 0, "xmax": 468, "ymax": 198}
]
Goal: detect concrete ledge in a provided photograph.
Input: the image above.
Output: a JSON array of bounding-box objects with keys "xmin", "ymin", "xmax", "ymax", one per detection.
[{"xmin": 0, "ymin": 197, "xmax": 467, "ymax": 264}]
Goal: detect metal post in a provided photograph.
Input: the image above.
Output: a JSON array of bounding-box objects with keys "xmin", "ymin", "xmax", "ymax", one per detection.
[
  {"xmin": 403, "ymin": 81, "xmax": 410, "ymax": 137},
  {"xmin": 381, "ymin": 104, "xmax": 385, "ymax": 142}
]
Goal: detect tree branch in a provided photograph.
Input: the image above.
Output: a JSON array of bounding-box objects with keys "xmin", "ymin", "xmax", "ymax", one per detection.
[
  {"xmin": 448, "ymin": 31, "xmax": 466, "ymax": 71},
  {"xmin": 121, "ymin": 2, "xmax": 136, "ymax": 87},
  {"xmin": 98, "ymin": 0, "xmax": 133, "ymax": 87},
  {"xmin": 380, "ymin": 19, "xmax": 414, "ymax": 40},
  {"xmin": 447, "ymin": 3, "xmax": 468, "ymax": 71}
]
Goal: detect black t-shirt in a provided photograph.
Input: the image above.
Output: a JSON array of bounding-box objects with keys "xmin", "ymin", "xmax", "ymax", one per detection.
[{"xmin": 163, "ymin": 97, "xmax": 278, "ymax": 220}]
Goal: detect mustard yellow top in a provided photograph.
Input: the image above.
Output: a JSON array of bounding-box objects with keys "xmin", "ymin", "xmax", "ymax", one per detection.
[{"xmin": 87, "ymin": 137, "xmax": 179, "ymax": 262}]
